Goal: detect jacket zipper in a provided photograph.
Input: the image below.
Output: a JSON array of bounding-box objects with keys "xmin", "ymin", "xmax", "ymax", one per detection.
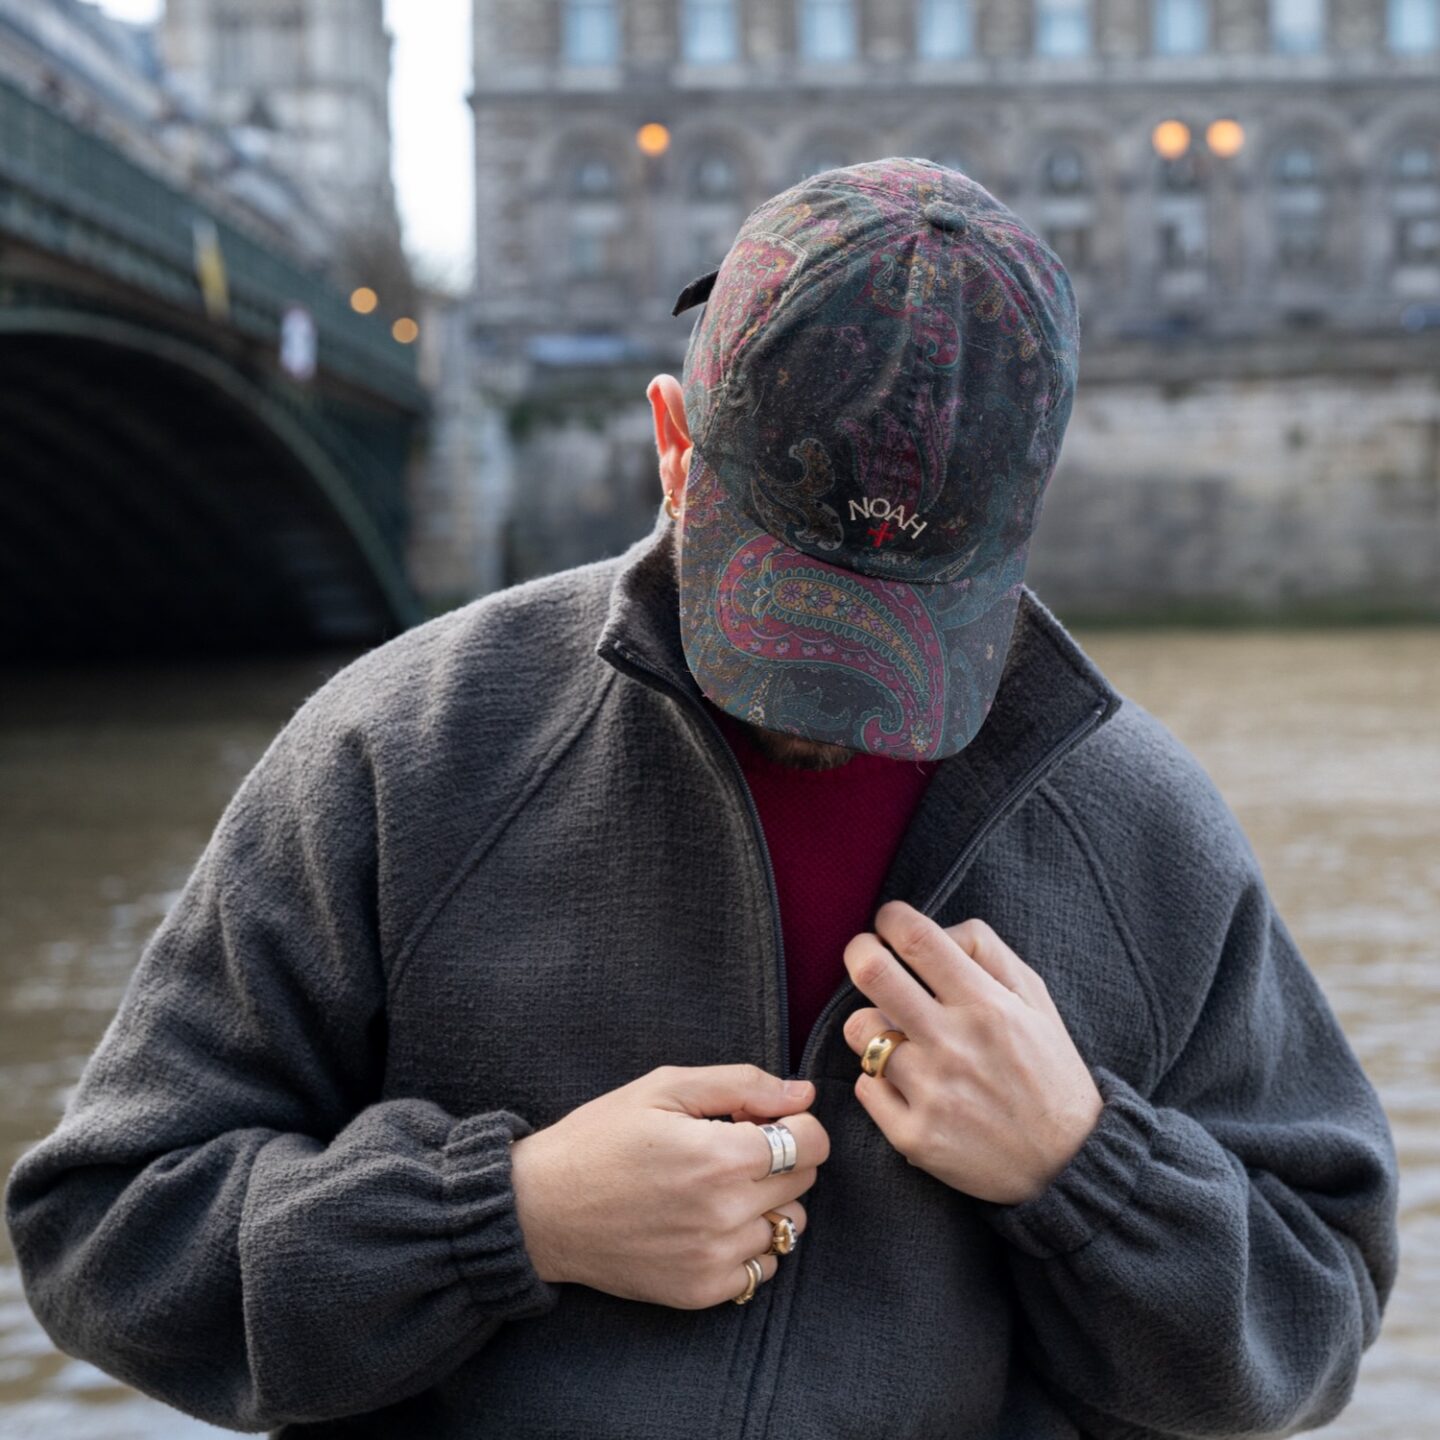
[
  {"xmin": 607, "ymin": 643, "xmax": 792, "ymax": 1075},
  {"xmin": 793, "ymin": 697, "xmax": 1110, "ymax": 1080},
  {"xmin": 609, "ymin": 639, "xmax": 1109, "ymax": 1083},
  {"xmin": 608, "ymin": 642, "xmax": 1110, "ymax": 1440}
]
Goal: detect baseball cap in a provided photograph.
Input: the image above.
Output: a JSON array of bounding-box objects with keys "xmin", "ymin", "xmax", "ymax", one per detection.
[{"xmin": 670, "ymin": 155, "xmax": 1080, "ymax": 763}]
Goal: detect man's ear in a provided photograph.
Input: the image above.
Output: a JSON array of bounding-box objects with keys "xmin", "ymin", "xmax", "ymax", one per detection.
[{"xmin": 646, "ymin": 375, "xmax": 693, "ymax": 501}]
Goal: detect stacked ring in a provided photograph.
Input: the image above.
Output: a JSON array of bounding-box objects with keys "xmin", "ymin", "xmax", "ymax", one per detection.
[
  {"xmin": 733, "ymin": 1256, "xmax": 764, "ymax": 1305},
  {"xmin": 762, "ymin": 1210, "xmax": 798, "ymax": 1256},
  {"xmin": 758, "ymin": 1122, "xmax": 797, "ymax": 1176},
  {"xmin": 860, "ymin": 1030, "xmax": 909, "ymax": 1080}
]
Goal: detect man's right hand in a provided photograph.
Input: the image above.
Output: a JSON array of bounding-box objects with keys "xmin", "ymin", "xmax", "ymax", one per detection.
[{"xmin": 509, "ymin": 1065, "xmax": 828, "ymax": 1310}]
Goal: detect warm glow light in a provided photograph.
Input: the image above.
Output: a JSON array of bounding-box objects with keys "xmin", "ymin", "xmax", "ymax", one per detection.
[
  {"xmin": 350, "ymin": 286, "xmax": 379, "ymax": 315},
  {"xmin": 392, "ymin": 317, "xmax": 420, "ymax": 344},
  {"xmin": 1207, "ymin": 119, "xmax": 1246, "ymax": 158},
  {"xmin": 636, "ymin": 123, "xmax": 671, "ymax": 157},
  {"xmin": 1152, "ymin": 120, "xmax": 1192, "ymax": 161}
]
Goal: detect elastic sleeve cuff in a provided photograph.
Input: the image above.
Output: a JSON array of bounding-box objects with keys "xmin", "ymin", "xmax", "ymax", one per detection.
[
  {"xmin": 441, "ymin": 1109, "xmax": 560, "ymax": 1322},
  {"xmin": 984, "ymin": 1068, "xmax": 1162, "ymax": 1259}
]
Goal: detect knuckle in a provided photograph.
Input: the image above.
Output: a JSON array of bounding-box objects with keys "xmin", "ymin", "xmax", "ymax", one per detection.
[
  {"xmin": 853, "ymin": 953, "xmax": 889, "ymax": 990},
  {"xmin": 897, "ymin": 918, "xmax": 935, "ymax": 955}
]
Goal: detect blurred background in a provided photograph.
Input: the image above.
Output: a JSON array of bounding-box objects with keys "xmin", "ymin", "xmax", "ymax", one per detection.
[{"xmin": 0, "ymin": 0, "xmax": 1436, "ymax": 1435}]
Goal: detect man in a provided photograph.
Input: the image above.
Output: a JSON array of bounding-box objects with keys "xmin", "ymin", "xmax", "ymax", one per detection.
[{"xmin": 5, "ymin": 159, "xmax": 1397, "ymax": 1439}]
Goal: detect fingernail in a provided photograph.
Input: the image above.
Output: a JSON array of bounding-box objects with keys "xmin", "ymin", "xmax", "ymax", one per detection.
[{"xmin": 783, "ymin": 1080, "xmax": 812, "ymax": 1100}]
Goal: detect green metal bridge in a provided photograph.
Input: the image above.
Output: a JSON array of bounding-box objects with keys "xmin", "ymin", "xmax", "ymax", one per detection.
[{"xmin": 0, "ymin": 74, "xmax": 428, "ymax": 661}]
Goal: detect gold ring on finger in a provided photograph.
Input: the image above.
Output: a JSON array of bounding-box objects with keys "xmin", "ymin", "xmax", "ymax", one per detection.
[
  {"xmin": 762, "ymin": 1209, "xmax": 798, "ymax": 1256},
  {"xmin": 732, "ymin": 1256, "xmax": 764, "ymax": 1305},
  {"xmin": 860, "ymin": 1029, "xmax": 909, "ymax": 1080}
]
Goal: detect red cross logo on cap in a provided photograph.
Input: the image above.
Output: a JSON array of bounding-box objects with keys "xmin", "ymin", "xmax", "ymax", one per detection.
[{"xmin": 868, "ymin": 520, "xmax": 895, "ymax": 548}]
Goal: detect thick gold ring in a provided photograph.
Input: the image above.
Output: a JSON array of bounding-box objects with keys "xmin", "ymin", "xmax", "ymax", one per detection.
[
  {"xmin": 860, "ymin": 1029, "xmax": 909, "ymax": 1080},
  {"xmin": 732, "ymin": 1256, "xmax": 764, "ymax": 1305},
  {"xmin": 762, "ymin": 1210, "xmax": 798, "ymax": 1256}
]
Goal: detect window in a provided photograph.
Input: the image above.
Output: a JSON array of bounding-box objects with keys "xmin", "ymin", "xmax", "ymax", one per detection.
[
  {"xmin": 1390, "ymin": 139, "xmax": 1440, "ymax": 268},
  {"xmin": 800, "ymin": 0, "xmax": 858, "ymax": 61},
  {"xmin": 1393, "ymin": 141, "xmax": 1437, "ymax": 182},
  {"xmin": 918, "ymin": 0, "xmax": 974, "ymax": 59},
  {"xmin": 1272, "ymin": 144, "xmax": 1329, "ymax": 270},
  {"xmin": 1159, "ymin": 211, "xmax": 1207, "ymax": 268},
  {"xmin": 689, "ymin": 150, "xmax": 741, "ymax": 200},
  {"xmin": 1043, "ymin": 146, "xmax": 1088, "ymax": 194},
  {"xmin": 1271, "ymin": 0, "xmax": 1325, "ymax": 53},
  {"xmin": 1389, "ymin": 0, "xmax": 1440, "ymax": 52},
  {"xmin": 1160, "ymin": 153, "xmax": 1202, "ymax": 192},
  {"xmin": 563, "ymin": 0, "xmax": 619, "ymax": 66},
  {"xmin": 1156, "ymin": 157, "xmax": 1208, "ymax": 273},
  {"xmin": 1153, "ymin": 0, "xmax": 1209, "ymax": 54},
  {"xmin": 570, "ymin": 155, "xmax": 617, "ymax": 197},
  {"xmin": 682, "ymin": 0, "xmax": 738, "ymax": 63},
  {"xmin": 1035, "ymin": 0, "xmax": 1092, "ymax": 57}
]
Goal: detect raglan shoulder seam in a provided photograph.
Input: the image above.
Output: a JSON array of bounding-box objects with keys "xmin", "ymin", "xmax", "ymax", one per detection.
[
  {"xmin": 1036, "ymin": 777, "xmax": 1170, "ymax": 1087},
  {"xmin": 385, "ymin": 663, "xmax": 619, "ymax": 1006}
]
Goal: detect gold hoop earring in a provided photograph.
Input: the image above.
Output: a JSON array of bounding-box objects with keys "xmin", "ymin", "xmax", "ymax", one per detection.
[{"xmin": 664, "ymin": 491, "xmax": 682, "ymax": 522}]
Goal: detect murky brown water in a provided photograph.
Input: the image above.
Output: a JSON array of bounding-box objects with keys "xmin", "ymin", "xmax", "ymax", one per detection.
[{"xmin": 0, "ymin": 630, "xmax": 1436, "ymax": 1438}]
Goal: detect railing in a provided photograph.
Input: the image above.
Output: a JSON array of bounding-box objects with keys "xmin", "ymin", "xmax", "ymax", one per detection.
[{"xmin": 0, "ymin": 73, "xmax": 424, "ymax": 404}]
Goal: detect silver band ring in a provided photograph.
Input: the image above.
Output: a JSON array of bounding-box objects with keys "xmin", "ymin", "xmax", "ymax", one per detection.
[{"xmin": 758, "ymin": 1122, "xmax": 797, "ymax": 1176}]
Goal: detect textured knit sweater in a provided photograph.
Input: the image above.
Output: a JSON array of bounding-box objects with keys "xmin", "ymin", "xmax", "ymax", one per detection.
[
  {"xmin": 708, "ymin": 698, "xmax": 939, "ymax": 1063},
  {"xmin": 3, "ymin": 513, "xmax": 1399, "ymax": 1439}
]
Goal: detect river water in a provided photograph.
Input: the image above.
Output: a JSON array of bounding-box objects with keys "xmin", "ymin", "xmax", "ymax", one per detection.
[{"xmin": 0, "ymin": 629, "xmax": 1436, "ymax": 1438}]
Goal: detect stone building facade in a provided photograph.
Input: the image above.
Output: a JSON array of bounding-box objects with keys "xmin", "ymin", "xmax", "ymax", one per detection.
[
  {"xmin": 161, "ymin": 0, "xmax": 408, "ymax": 292},
  {"xmin": 470, "ymin": 0, "xmax": 1440, "ymax": 616}
]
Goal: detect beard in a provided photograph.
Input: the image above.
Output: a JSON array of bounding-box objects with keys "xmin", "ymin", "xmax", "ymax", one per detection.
[{"xmin": 730, "ymin": 716, "xmax": 859, "ymax": 771}]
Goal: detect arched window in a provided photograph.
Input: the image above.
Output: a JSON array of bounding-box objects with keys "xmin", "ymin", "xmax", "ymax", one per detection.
[
  {"xmin": 566, "ymin": 151, "xmax": 622, "ymax": 280},
  {"xmin": 682, "ymin": 0, "xmax": 739, "ymax": 64},
  {"xmin": 1271, "ymin": 143, "xmax": 1329, "ymax": 270},
  {"xmin": 799, "ymin": 0, "xmax": 858, "ymax": 61},
  {"xmin": 1035, "ymin": 0, "xmax": 1092, "ymax": 57},
  {"xmin": 1043, "ymin": 146, "xmax": 1088, "ymax": 194},
  {"xmin": 1388, "ymin": 0, "xmax": 1440, "ymax": 52},
  {"xmin": 563, "ymin": 0, "xmax": 619, "ymax": 66},
  {"xmin": 1156, "ymin": 156, "xmax": 1208, "ymax": 272},
  {"xmin": 689, "ymin": 150, "xmax": 742, "ymax": 200},
  {"xmin": 685, "ymin": 148, "xmax": 747, "ymax": 276},
  {"xmin": 570, "ymin": 154, "xmax": 617, "ymax": 198},
  {"xmin": 1389, "ymin": 138, "xmax": 1440, "ymax": 269},
  {"xmin": 1271, "ymin": 0, "xmax": 1325, "ymax": 53},
  {"xmin": 1034, "ymin": 146, "xmax": 1094, "ymax": 270},
  {"xmin": 918, "ymin": 0, "xmax": 974, "ymax": 59},
  {"xmin": 1153, "ymin": 0, "xmax": 1210, "ymax": 54}
]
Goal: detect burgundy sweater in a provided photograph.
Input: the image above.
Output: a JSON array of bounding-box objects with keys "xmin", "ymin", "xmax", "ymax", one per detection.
[{"xmin": 708, "ymin": 702, "xmax": 940, "ymax": 1064}]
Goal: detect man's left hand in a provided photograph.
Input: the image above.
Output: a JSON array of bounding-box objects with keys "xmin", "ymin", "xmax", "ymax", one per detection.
[{"xmin": 840, "ymin": 902, "xmax": 1104, "ymax": 1206}]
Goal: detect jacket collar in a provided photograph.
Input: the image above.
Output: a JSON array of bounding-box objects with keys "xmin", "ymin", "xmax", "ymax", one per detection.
[{"xmin": 597, "ymin": 510, "xmax": 1124, "ymax": 916}]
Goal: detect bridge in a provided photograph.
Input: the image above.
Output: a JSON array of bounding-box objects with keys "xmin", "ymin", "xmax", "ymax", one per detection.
[{"xmin": 0, "ymin": 73, "xmax": 428, "ymax": 661}]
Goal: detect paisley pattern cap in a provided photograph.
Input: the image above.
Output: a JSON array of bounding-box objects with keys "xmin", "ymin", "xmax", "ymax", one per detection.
[{"xmin": 672, "ymin": 156, "xmax": 1080, "ymax": 762}]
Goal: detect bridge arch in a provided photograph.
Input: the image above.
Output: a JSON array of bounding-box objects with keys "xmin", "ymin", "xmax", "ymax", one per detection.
[{"xmin": 0, "ymin": 308, "xmax": 423, "ymax": 661}]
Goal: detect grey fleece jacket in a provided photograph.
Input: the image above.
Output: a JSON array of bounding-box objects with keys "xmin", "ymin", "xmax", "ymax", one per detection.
[{"xmin": 4, "ymin": 515, "xmax": 1399, "ymax": 1440}]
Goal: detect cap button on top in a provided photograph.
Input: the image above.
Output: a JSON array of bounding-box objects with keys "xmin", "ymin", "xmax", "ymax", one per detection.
[{"xmin": 923, "ymin": 202, "xmax": 969, "ymax": 234}]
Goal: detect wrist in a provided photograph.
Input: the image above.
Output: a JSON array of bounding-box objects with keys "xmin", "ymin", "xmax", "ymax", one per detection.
[
  {"xmin": 1020, "ymin": 1080, "xmax": 1106, "ymax": 1204},
  {"xmin": 509, "ymin": 1131, "xmax": 569, "ymax": 1285}
]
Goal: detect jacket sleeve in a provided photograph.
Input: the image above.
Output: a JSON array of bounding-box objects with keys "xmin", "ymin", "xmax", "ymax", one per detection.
[
  {"xmin": 2, "ymin": 700, "xmax": 559, "ymax": 1432},
  {"xmin": 985, "ymin": 867, "xmax": 1399, "ymax": 1439}
]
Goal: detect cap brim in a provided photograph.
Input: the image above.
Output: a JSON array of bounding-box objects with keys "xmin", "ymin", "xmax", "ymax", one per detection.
[{"xmin": 677, "ymin": 449, "xmax": 1027, "ymax": 762}]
